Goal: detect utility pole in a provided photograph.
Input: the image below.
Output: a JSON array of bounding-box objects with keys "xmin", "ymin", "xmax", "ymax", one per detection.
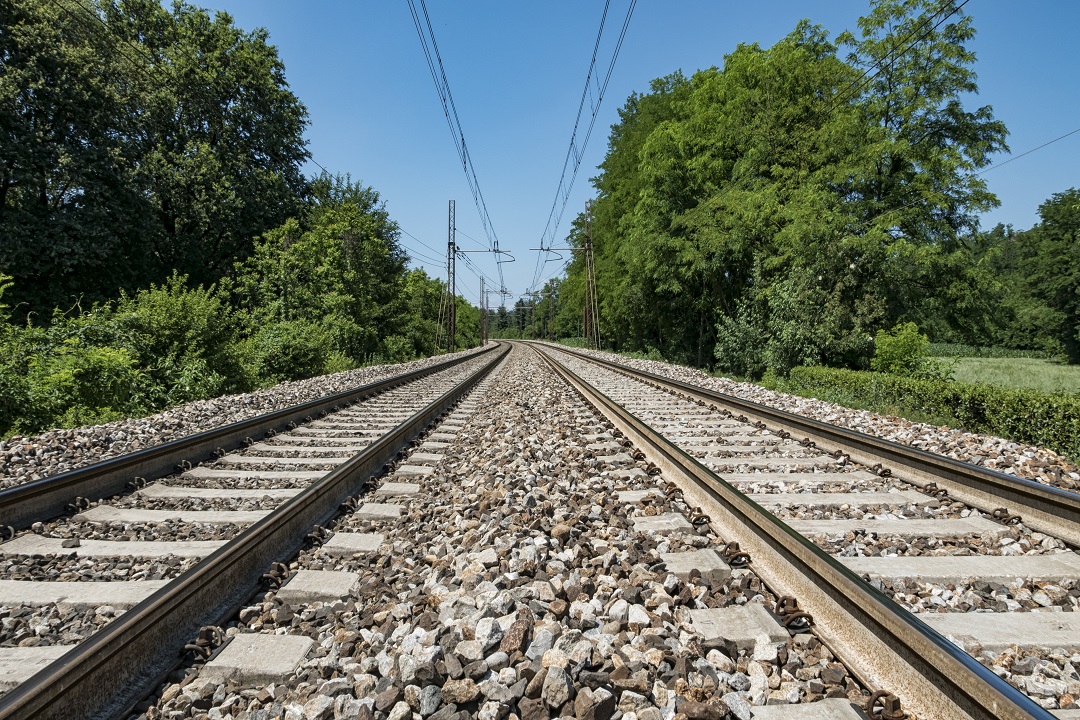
[
  {"xmin": 480, "ymin": 276, "xmax": 487, "ymax": 345},
  {"xmin": 522, "ymin": 291, "xmax": 542, "ymax": 339},
  {"xmin": 446, "ymin": 200, "xmax": 456, "ymax": 353},
  {"xmin": 583, "ymin": 200, "xmax": 600, "ymax": 350},
  {"xmin": 548, "ymin": 284, "xmax": 556, "ymax": 341},
  {"xmin": 529, "ymin": 200, "xmax": 601, "ymax": 348}
]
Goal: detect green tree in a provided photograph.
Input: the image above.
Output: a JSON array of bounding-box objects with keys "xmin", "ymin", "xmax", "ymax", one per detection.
[
  {"xmin": 128, "ymin": 0, "xmax": 310, "ymax": 287},
  {"xmin": 1022, "ymin": 190, "xmax": 1080, "ymax": 361},
  {"xmin": 561, "ymin": 0, "xmax": 1007, "ymax": 373},
  {"xmin": 229, "ymin": 174, "xmax": 408, "ymax": 368},
  {"xmin": 0, "ymin": 0, "xmax": 310, "ymax": 319},
  {"xmin": 0, "ymin": 0, "xmax": 155, "ymax": 314}
]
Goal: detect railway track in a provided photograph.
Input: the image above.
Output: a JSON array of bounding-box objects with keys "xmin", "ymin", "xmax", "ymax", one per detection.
[
  {"xmin": 533, "ymin": 342, "xmax": 1079, "ymax": 719},
  {"xmin": 0, "ymin": 341, "xmax": 1075, "ymax": 719},
  {"xmin": 0, "ymin": 343, "xmax": 507, "ymax": 719}
]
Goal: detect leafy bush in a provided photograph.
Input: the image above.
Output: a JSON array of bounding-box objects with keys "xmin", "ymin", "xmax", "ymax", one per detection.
[
  {"xmin": 785, "ymin": 365, "xmax": 1080, "ymax": 460},
  {"xmin": 715, "ymin": 266, "xmax": 876, "ymax": 379},
  {"xmin": 376, "ymin": 335, "xmax": 414, "ymax": 364},
  {"xmin": 240, "ymin": 320, "xmax": 337, "ymax": 385},
  {"xmin": 115, "ymin": 274, "xmax": 243, "ymax": 404},
  {"xmin": 714, "ymin": 310, "xmax": 768, "ymax": 379},
  {"xmin": 623, "ymin": 347, "xmax": 666, "ymax": 362},
  {"xmin": 24, "ymin": 341, "xmax": 147, "ymax": 431},
  {"xmin": 871, "ymin": 322, "xmax": 928, "ymax": 374},
  {"xmin": 872, "ymin": 322, "xmax": 953, "ymax": 380}
]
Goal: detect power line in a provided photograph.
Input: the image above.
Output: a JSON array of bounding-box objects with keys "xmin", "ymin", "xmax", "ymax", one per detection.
[
  {"xmin": 530, "ymin": 0, "xmax": 637, "ymax": 293},
  {"xmin": 976, "ymin": 126, "xmax": 1080, "ymax": 176},
  {"xmin": 845, "ymin": 124, "xmax": 1080, "ymax": 237},
  {"xmin": 398, "ymin": 228, "xmax": 444, "ymax": 258},
  {"xmin": 454, "ymin": 227, "xmax": 492, "ymax": 251},
  {"xmin": 44, "ymin": 0, "xmax": 160, "ymax": 87},
  {"xmin": 405, "ymin": 0, "xmax": 505, "ymax": 291}
]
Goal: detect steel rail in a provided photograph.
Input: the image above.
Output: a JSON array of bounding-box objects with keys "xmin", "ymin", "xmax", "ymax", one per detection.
[
  {"xmin": 0, "ymin": 345, "xmax": 495, "ymax": 531},
  {"xmin": 535, "ymin": 343, "xmax": 1080, "ymax": 547},
  {"xmin": 533, "ymin": 343, "xmax": 1055, "ymax": 720},
  {"xmin": 0, "ymin": 342, "xmax": 510, "ymax": 720}
]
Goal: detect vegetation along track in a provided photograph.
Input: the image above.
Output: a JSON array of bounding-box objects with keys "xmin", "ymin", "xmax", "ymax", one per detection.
[
  {"xmin": 534, "ymin": 342, "xmax": 1080, "ymax": 718},
  {"xmin": 0, "ymin": 343, "xmax": 507, "ymax": 719}
]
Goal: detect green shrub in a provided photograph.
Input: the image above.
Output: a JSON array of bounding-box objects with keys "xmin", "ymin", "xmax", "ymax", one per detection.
[
  {"xmin": 872, "ymin": 322, "xmax": 954, "ymax": 380},
  {"xmin": 624, "ymin": 347, "xmax": 666, "ymax": 362},
  {"xmin": 116, "ymin": 274, "xmax": 243, "ymax": 403},
  {"xmin": 872, "ymin": 322, "xmax": 928, "ymax": 374},
  {"xmin": 376, "ymin": 335, "xmax": 414, "ymax": 364},
  {"xmin": 241, "ymin": 320, "xmax": 337, "ymax": 385},
  {"xmin": 786, "ymin": 365, "xmax": 1080, "ymax": 460},
  {"xmin": 714, "ymin": 312, "xmax": 768, "ymax": 379},
  {"xmin": 24, "ymin": 341, "xmax": 147, "ymax": 431}
]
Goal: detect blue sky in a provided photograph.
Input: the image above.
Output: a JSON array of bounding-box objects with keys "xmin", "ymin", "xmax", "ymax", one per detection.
[{"xmin": 207, "ymin": 1, "xmax": 1080, "ymax": 307}]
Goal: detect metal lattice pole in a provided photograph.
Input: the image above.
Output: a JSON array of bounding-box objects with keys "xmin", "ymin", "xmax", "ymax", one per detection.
[{"xmin": 447, "ymin": 200, "xmax": 456, "ymax": 353}]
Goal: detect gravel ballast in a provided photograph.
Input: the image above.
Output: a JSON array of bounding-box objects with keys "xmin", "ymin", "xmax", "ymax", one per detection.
[{"xmin": 138, "ymin": 346, "xmax": 869, "ymax": 720}]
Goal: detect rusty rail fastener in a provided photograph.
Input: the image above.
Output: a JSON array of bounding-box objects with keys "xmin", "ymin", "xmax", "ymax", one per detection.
[
  {"xmin": 992, "ymin": 507, "xmax": 1023, "ymax": 525},
  {"xmin": 306, "ymin": 525, "xmax": 330, "ymax": 547},
  {"xmin": 924, "ymin": 482, "xmax": 948, "ymax": 498},
  {"xmin": 65, "ymin": 496, "xmax": 91, "ymax": 514},
  {"xmin": 867, "ymin": 691, "xmax": 907, "ymax": 720},
  {"xmin": 260, "ymin": 562, "xmax": 290, "ymax": 589},
  {"xmin": 775, "ymin": 596, "xmax": 815, "ymax": 632},
  {"xmin": 722, "ymin": 541, "xmax": 751, "ymax": 568},
  {"xmin": 183, "ymin": 626, "xmax": 224, "ymax": 661}
]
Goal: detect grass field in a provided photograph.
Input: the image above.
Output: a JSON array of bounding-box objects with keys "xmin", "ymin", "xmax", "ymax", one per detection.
[{"xmin": 941, "ymin": 356, "xmax": 1080, "ymax": 394}]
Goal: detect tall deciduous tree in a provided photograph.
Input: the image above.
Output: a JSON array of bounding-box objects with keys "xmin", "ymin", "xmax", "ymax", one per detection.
[
  {"xmin": 0, "ymin": 0, "xmax": 309, "ymax": 319},
  {"xmin": 0, "ymin": 0, "xmax": 153, "ymax": 314},
  {"xmin": 1029, "ymin": 189, "xmax": 1080, "ymax": 362},
  {"xmin": 228, "ymin": 174, "xmax": 407, "ymax": 363},
  {"xmin": 561, "ymin": 0, "xmax": 1008, "ymax": 374},
  {"xmin": 128, "ymin": 0, "xmax": 309, "ymax": 285}
]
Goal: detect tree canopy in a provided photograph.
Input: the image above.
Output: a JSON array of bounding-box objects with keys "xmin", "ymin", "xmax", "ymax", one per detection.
[
  {"xmin": 0, "ymin": 0, "xmax": 309, "ymax": 318},
  {"xmin": 544, "ymin": 0, "xmax": 1015, "ymax": 374}
]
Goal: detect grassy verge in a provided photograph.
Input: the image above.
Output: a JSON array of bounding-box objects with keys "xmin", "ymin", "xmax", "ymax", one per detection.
[
  {"xmin": 942, "ymin": 356, "xmax": 1080, "ymax": 394},
  {"xmin": 775, "ymin": 365, "xmax": 1080, "ymax": 461}
]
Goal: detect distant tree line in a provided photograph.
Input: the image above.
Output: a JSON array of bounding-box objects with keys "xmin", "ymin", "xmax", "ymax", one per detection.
[
  {"xmin": 0, "ymin": 0, "xmax": 476, "ymax": 436},
  {"xmin": 523, "ymin": 0, "xmax": 1079, "ymax": 373}
]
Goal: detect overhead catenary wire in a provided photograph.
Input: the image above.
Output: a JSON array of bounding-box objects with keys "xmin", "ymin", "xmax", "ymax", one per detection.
[
  {"xmin": 827, "ymin": 0, "xmax": 972, "ymax": 115},
  {"xmin": 405, "ymin": 0, "xmax": 506, "ymax": 292},
  {"xmin": 976, "ymin": 126, "xmax": 1080, "ymax": 176},
  {"xmin": 44, "ymin": 0, "xmax": 160, "ymax": 87},
  {"xmin": 529, "ymin": 0, "xmax": 637, "ymax": 294}
]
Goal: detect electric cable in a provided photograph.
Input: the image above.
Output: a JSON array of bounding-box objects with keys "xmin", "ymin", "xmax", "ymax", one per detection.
[
  {"xmin": 405, "ymin": 0, "xmax": 506, "ymax": 292},
  {"xmin": 529, "ymin": 0, "xmax": 637, "ymax": 294}
]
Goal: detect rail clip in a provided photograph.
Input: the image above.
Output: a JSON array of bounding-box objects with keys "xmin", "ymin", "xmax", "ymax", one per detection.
[
  {"xmin": 721, "ymin": 541, "xmax": 751, "ymax": 568},
  {"xmin": 183, "ymin": 626, "xmax": 224, "ymax": 661},
  {"xmin": 867, "ymin": 691, "xmax": 907, "ymax": 720},
  {"xmin": 775, "ymin": 596, "xmax": 814, "ymax": 632}
]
